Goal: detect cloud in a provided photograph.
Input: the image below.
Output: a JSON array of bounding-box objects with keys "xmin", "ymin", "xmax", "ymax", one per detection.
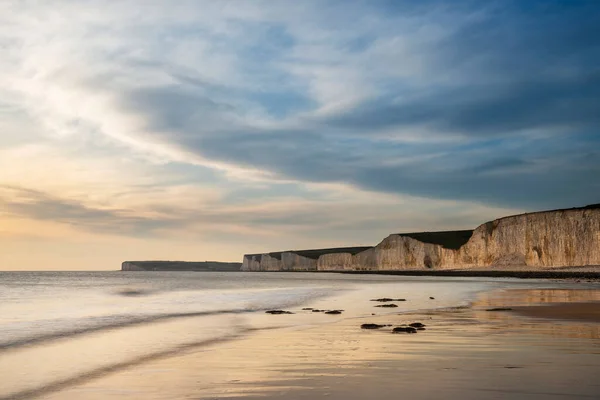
[
  {"xmin": 0, "ymin": 184, "xmax": 523, "ymax": 247},
  {"xmin": 0, "ymin": 184, "xmax": 377, "ymax": 238},
  {"xmin": 0, "ymin": 186, "xmax": 177, "ymax": 236},
  {"xmin": 323, "ymin": 72, "xmax": 600, "ymax": 136},
  {"xmin": 1, "ymin": 0, "xmax": 599, "ymax": 245}
]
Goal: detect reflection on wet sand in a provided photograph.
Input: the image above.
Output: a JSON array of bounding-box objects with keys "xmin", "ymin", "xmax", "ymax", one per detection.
[
  {"xmin": 475, "ymin": 288, "xmax": 600, "ymax": 307},
  {"xmin": 44, "ymin": 287, "xmax": 600, "ymax": 400},
  {"xmin": 473, "ymin": 288, "xmax": 600, "ymax": 340}
]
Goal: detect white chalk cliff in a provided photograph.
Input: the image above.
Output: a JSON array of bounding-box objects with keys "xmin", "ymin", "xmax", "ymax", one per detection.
[{"xmin": 242, "ymin": 205, "xmax": 600, "ymax": 271}]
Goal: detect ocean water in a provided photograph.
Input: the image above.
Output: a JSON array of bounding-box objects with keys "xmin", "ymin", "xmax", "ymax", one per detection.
[{"xmin": 0, "ymin": 271, "xmax": 534, "ymax": 398}]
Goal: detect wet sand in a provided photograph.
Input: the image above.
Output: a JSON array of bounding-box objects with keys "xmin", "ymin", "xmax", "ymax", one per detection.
[
  {"xmin": 512, "ymin": 302, "xmax": 600, "ymax": 323},
  {"xmin": 336, "ymin": 266, "xmax": 600, "ymax": 280},
  {"xmin": 37, "ymin": 285, "xmax": 600, "ymax": 400}
]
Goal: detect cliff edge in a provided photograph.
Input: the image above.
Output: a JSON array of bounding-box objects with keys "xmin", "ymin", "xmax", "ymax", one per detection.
[{"xmin": 242, "ymin": 204, "xmax": 600, "ymax": 271}]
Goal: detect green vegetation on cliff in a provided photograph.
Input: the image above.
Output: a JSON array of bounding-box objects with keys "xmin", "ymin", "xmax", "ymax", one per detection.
[
  {"xmin": 397, "ymin": 230, "xmax": 474, "ymax": 250},
  {"xmin": 245, "ymin": 246, "xmax": 373, "ymax": 262}
]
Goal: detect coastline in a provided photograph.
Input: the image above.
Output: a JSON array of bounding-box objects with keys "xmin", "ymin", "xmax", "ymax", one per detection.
[
  {"xmin": 242, "ymin": 205, "xmax": 600, "ymax": 273},
  {"xmin": 336, "ymin": 268, "xmax": 600, "ymax": 280},
  {"xmin": 37, "ymin": 279, "xmax": 600, "ymax": 400},
  {"xmin": 241, "ymin": 267, "xmax": 600, "ymax": 280},
  {"xmin": 511, "ymin": 302, "xmax": 600, "ymax": 323}
]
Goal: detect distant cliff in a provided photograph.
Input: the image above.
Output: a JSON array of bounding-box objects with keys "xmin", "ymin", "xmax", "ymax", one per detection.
[
  {"xmin": 122, "ymin": 261, "xmax": 241, "ymax": 271},
  {"xmin": 243, "ymin": 247, "xmax": 372, "ymax": 271},
  {"xmin": 242, "ymin": 204, "xmax": 600, "ymax": 271}
]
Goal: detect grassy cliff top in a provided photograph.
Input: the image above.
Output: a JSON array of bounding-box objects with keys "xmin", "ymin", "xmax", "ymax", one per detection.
[
  {"xmin": 394, "ymin": 230, "xmax": 474, "ymax": 250},
  {"xmin": 493, "ymin": 203, "xmax": 600, "ymax": 223},
  {"xmin": 293, "ymin": 246, "xmax": 373, "ymax": 260},
  {"xmin": 245, "ymin": 246, "xmax": 373, "ymax": 261}
]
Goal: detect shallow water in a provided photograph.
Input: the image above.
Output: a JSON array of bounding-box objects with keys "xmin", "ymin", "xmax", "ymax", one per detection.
[
  {"xmin": 0, "ymin": 271, "xmax": 596, "ymax": 399},
  {"xmin": 0, "ymin": 271, "xmax": 503, "ymax": 350}
]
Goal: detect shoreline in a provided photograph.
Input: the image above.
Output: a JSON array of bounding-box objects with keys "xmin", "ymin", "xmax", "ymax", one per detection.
[
  {"xmin": 242, "ymin": 269, "xmax": 600, "ymax": 280},
  {"xmin": 511, "ymin": 302, "xmax": 600, "ymax": 323},
  {"xmin": 337, "ymin": 269, "xmax": 600, "ymax": 280},
  {"xmin": 4, "ymin": 273, "xmax": 599, "ymax": 400},
  {"xmin": 42, "ymin": 284, "xmax": 600, "ymax": 400}
]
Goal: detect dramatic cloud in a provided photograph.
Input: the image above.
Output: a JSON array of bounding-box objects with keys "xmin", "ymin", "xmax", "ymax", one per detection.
[
  {"xmin": 1, "ymin": 1, "xmax": 598, "ymax": 268},
  {"xmin": 1, "ymin": 184, "xmax": 516, "ymax": 244}
]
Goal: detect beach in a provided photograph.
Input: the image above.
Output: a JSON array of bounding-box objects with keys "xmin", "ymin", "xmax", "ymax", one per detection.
[{"xmin": 1, "ymin": 272, "xmax": 599, "ymax": 400}]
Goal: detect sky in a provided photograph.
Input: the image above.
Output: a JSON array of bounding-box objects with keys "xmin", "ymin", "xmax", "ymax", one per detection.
[{"xmin": 1, "ymin": 0, "xmax": 599, "ymax": 270}]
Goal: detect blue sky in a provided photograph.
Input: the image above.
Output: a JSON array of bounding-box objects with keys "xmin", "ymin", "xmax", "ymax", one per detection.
[{"xmin": 0, "ymin": 0, "xmax": 598, "ymax": 269}]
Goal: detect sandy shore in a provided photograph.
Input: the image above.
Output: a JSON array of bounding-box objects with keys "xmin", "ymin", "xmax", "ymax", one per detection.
[
  {"xmin": 512, "ymin": 302, "xmax": 600, "ymax": 323},
  {"xmin": 37, "ymin": 284, "xmax": 600, "ymax": 400},
  {"xmin": 336, "ymin": 266, "xmax": 600, "ymax": 280}
]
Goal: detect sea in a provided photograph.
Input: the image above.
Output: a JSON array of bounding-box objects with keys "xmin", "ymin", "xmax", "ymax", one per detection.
[{"xmin": 0, "ymin": 271, "xmax": 571, "ymax": 399}]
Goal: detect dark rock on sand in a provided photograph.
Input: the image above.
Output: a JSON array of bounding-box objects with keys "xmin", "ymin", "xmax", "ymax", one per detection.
[
  {"xmin": 361, "ymin": 323, "xmax": 386, "ymax": 329},
  {"xmin": 429, "ymin": 297, "xmax": 435, "ymax": 300},
  {"xmin": 371, "ymin": 298, "xmax": 406, "ymax": 302},
  {"xmin": 485, "ymin": 307, "xmax": 513, "ymax": 312},
  {"xmin": 265, "ymin": 310, "xmax": 294, "ymax": 314},
  {"xmin": 116, "ymin": 288, "xmax": 152, "ymax": 297},
  {"xmin": 302, "ymin": 308, "xmax": 314, "ymax": 310},
  {"xmin": 325, "ymin": 310, "xmax": 343, "ymax": 314},
  {"xmin": 409, "ymin": 322, "xmax": 426, "ymax": 328},
  {"xmin": 392, "ymin": 326, "xmax": 418, "ymax": 334},
  {"xmin": 312, "ymin": 309, "xmax": 323, "ymax": 312},
  {"xmin": 416, "ymin": 327, "xmax": 426, "ymax": 331},
  {"xmin": 375, "ymin": 304, "xmax": 399, "ymax": 308}
]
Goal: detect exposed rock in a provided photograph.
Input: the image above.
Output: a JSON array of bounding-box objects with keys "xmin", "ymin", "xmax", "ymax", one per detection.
[
  {"xmin": 375, "ymin": 304, "xmax": 399, "ymax": 308},
  {"xmin": 392, "ymin": 326, "xmax": 418, "ymax": 334},
  {"xmin": 265, "ymin": 310, "xmax": 294, "ymax": 314},
  {"xmin": 317, "ymin": 253, "xmax": 354, "ymax": 271},
  {"xmin": 243, "ymin": 247, "xmax": 370, "ymax": 271},
  {"xmin": 312, "ymin": 309, "xmax": 323, "ymax": 312},
  {"xmin": 324, "ymin": 310, "xmax": 343, "ymax": 314},
  {"xmin": 485, "ymin": 307, "xmax": 513, "ymax": 312},
  {"xmin": 242, "ymin": 205, "xmax": 600, "ymax": 271},
  {"xmin": 371, "ymin": 298, "xmax": 406, "ymax": 302},
  {"xmin": 302, "ymin": 308, "xmax": 314, "ymax": 310},
  {"xmin": 429, "ymin": 297, "xmax": 435, "ymax": 300},
  {"xmin": 408, "ymin": 322, "xmax": 426, "ymax": 328},
  {"xmin": 115, "ymin": 288, "xmax": 151, "ymax": 297},
  {"xmin": 361, "ymin": 323, "xmax": 387, "ymax": 329}
]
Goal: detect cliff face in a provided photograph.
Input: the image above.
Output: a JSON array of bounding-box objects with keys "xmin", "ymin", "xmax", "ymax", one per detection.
[
  {"xmin": 242, "ymin": 205, "xmax": 600, "ymax": 271},
  {"xmin": 242, "ymin": 253, "xmax": 316, "ymax": 271},
  {"xmin": 452, "ymin": 207, "xmax": 600, "ymax": 268},
  {"xmin": 242, "ymin": 247, "xmax": 371, "ymax": 271}
]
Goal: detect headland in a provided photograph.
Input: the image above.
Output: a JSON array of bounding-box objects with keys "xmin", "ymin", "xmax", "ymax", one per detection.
[{"xmin": 242, "ymin": 204, "xmax": 600, "ymax": 273}]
